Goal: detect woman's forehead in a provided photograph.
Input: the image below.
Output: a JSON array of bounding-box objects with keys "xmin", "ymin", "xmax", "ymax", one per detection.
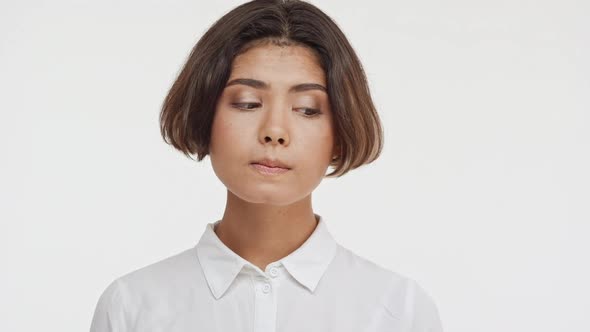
[{"xmin": 229, "ymin": 44, "xmax": 325, "ymax": 85}]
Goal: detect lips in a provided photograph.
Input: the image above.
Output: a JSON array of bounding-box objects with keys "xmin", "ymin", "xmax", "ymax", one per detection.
[
  {"xmin": 250, "ymin": 158, "xmax": 291, "ymax": 169},
  {"xmin": 251, "ymin": 163, "xmax": 291, "ymax": 175}
]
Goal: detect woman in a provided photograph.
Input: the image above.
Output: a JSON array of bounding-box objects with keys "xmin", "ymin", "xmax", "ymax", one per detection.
[{"xmin": 90, "ymin": 0, "xmax": 443, "ymax": 331}]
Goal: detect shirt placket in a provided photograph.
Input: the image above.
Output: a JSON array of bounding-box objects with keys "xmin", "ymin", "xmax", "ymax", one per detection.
[{"xmin": 252, "ymin": 264, "xmax": 281, "ymax": 332}]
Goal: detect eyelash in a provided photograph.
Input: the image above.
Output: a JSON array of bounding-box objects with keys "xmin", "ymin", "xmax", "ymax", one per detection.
[{"xmin": 231, "ymin": 103, "xmax": 322, "ymax": 118}]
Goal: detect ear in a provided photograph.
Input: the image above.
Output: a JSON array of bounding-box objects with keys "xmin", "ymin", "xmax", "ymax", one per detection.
[{"xmin": 331, "ymin": 139, "xmax": 341, "ymax": 161}]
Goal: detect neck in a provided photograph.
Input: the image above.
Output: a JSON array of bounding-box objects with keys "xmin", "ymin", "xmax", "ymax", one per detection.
[{"xmin": 214, "ymin": 189, "xmax": 319, "ymax": 271}]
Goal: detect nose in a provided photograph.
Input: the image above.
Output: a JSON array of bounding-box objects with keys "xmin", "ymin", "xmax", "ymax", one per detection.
[{"xmin": 258, "ymin": 106, "xmax": 290, "ymax": 147}]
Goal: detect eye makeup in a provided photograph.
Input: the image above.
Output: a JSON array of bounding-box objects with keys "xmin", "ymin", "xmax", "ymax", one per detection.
[{"xmin": 230, "ymin": 102, "xmax": 323, "ymax": 118}]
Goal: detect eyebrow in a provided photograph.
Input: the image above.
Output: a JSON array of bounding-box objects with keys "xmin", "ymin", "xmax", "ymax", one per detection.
[{"xmin": 225, "ymin": 78, "xmax": 327, "ymax": 93}]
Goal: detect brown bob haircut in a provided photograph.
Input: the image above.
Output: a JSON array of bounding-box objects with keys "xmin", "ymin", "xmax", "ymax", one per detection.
[{"xmin": 160, "ymin": 0, "xmax": 383, "ymax": 178}]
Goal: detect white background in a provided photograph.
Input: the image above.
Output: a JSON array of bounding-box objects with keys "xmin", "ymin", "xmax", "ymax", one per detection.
[{"xmin": 1, "ymin": 0, "xmax": 588, "ymax": 331}]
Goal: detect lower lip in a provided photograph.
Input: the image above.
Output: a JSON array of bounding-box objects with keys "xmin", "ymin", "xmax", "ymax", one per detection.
[{"xmin": 250, "ymin": 163, "xmax": 291, "ymax": 175}]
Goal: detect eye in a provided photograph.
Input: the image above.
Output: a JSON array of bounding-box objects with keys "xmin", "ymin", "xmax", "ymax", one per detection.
[
  {"xmin": 296, "ymin": 108, "xmax": 322, "ymax": 117},
  {"xmin": 231, "ymin": 102, "xmax": 260, "ymax": 110},
  {"xmin": 231, "ymin": 103, "xmax": 322, "ymax": 117}
]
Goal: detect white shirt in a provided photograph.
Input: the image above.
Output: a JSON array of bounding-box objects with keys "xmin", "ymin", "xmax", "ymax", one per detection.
[{"xmin": 90, "ymin": 214, "xmax": 443, "ymax": 332}]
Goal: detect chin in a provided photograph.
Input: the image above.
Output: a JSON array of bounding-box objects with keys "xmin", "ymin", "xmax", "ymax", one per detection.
[{"xmin": 230, "ymin": 185, "xmax": 308, "ymax": 207}]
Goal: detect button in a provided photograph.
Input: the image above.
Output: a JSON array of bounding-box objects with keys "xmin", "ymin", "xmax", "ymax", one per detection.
[
  {"xmin": 269, "ymin": 267, "xmax": 278, "ymax": 277},
  {"xmin": 262, "ymin": 283, "xmax": 271, "ymax": 293}
]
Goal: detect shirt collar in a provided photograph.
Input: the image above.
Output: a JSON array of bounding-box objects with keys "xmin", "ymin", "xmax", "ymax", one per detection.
[{"xmin": 194, "ymin": 213, "xmax": 338, "ymax": 300}]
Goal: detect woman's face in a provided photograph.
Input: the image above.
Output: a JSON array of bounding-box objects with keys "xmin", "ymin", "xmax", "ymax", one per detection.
[{"xmin": 209, "ymin": 43, "xmax": 336, "ymax": 206}]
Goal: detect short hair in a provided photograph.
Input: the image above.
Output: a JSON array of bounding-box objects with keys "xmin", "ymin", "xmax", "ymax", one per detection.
[{"xmin": 159, "ymin": 0, "xmax": 383, "ymax": 178}]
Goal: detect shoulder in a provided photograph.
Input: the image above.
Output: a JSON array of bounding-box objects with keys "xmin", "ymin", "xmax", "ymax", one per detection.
[
  {"xmin": 94, "ymin": 246, "xmax": 204, "ymax": 310},
  {"xmin": 331, "ymin": 243, "xmax": 409, "ymax": 290},
  {"xmin": 332, "ymin": 244, "xmax": 443, "ymax": 331},
  {"xmin": 121, "ymin": 246, "xmax": 199, "ymax": 281},
  {"xmin": 91, "ymin": 247, "xmax": 202, "ymax": 331}
]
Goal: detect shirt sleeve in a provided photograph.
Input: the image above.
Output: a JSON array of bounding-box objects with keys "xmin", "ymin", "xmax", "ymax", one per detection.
[
  {"xmin": 405, "ymin": 279, "xmax": 444, "ymax": 332},
  {"xmin": 89, "ymin": 279, "xmax": 128, "ymax": 332}
]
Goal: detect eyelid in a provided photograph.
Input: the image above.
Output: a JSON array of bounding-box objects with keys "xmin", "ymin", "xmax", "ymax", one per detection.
[
  {"xmin": 295, "ymin": 107, "xmax": 322, "ymax": 117},
  {"xmin": 231, "ymin": 102, "xmax": 322, "ymax": 117},
  {"xmin": 231, "ymin": 102, "xmax": 261, "ymax": 110}
]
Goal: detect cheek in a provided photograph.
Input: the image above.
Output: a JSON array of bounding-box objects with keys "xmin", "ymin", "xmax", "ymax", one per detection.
[
  {"xmin": 210, "ymin": 113, "xmax": 250, "ymax": 185},
  {"xmin": 210, "ymin": 112, "xmax": 248, "ymax": 154},
  {"xmin": 297, "ymin": 123, "xmax": 335, "ymax": 170},
  {"xmin": 311, "ymin": 122, "xmax": 335, "ymax": 156}
]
